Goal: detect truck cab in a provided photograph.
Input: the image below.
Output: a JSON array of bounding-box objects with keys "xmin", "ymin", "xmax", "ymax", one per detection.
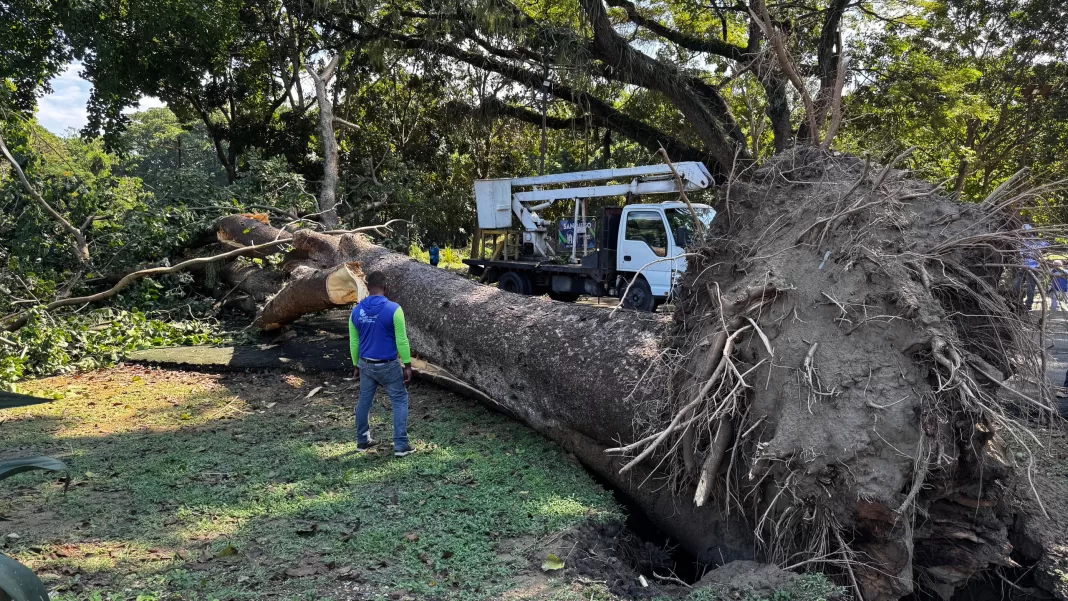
[{"xmin": 613, "ymin": 202, "xmax": 716, "ymax": 306}]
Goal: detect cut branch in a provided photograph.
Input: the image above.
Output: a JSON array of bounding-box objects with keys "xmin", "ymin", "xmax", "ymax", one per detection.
[
  {"xmin": 2, "ymin": 239, "xmax": 291, "ymax": 332},
  {"xmin": 254, "ymin": 261, "xmax": 367, "ymax": 331}
]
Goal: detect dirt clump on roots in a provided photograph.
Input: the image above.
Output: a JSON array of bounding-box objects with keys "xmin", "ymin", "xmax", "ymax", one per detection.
[{"xmin": 618, "ymin": 147, "xmax": 1061, "ymax": 600}]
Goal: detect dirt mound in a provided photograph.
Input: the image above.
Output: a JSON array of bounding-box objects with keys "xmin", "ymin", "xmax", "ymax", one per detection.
[
  {"xmin": 622, "ymin": 147, "xmax": 1060, "ymax": 600},
  {"xmin": 698, "ymin": 560, "xmax": 799, "ymax": 595}
]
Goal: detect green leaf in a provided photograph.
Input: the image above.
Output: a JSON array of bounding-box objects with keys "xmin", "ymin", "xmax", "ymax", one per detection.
[
  {"xmin": 0, "ymin": 392, "xmax": 52, "ymax": 411},
  {"xmin": 541, "ymin": 553, "xmax": 564, "ymax": 572},
  {"xmin": 0, "ymin": 457, "xmax": 67, "ymax": 482},
  {"xmin": 0, "ymin": 552, "xmax": 49, "ymax": 601}
]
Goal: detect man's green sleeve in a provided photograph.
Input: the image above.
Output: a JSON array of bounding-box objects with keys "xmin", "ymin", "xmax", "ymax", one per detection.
[
  {"xmin": 393, "ymin": 307, "xmax": 412, "ymax": 365},
  {"xmin": 348, "ymin": 318, "xmax": 360, "ymax": 365}
]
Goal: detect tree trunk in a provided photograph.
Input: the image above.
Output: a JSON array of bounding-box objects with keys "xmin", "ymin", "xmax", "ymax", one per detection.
[
  {"xmin": 307, "ymin": 56, "xmax": 341, "ymax": 229},
  {"xmin": 215, "ymin": 214, "xmax": 293, "ymax": 258},
  {"xmin": 342, "ymin": 235, "xmax": 754, "ymax": 558},
  {"xmin": 220, "ymin": 260, "xmax": 285, "ymax": 301}
]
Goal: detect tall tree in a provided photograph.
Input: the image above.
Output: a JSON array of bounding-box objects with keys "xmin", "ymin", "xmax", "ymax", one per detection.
[
  {"xmin": 61, "ymin": 0, "xmax": 319, "ymax": 183},
  {"xmin": 0, "ymin": 0, "xmax": 70, "ymax": 115},
  {"xmin": 844, "ymin": 0, "xmax": 1068, "ymax": 199}
]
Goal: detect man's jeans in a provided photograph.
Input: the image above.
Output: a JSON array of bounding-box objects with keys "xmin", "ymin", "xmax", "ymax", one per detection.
[
  {"xmin": 356, "ymin": 359, "xmax": 409, "ymax": 450},
  {"xmin": 1015, "ymin": 270, "xmax": 1037, "ymax": 310}
]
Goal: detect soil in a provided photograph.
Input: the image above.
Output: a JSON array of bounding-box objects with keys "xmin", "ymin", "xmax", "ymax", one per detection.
[
  {"xmin": 698, "ymin": 561, "xmax": 799, "ymax": 596},
  {"xmin": 1008, "ymin": 426, "xmax": 1068, "ymax": 601},
  {"xmin": 539, "ymin": 521, "xmax": 686, "ymax": 599}
]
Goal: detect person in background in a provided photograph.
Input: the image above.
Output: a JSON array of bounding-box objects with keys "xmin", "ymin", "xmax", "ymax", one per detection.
[
  {"xmin": 1015, "ymin": 224, "xmax": 1048, "ymax": 311},
  {"xmin": 349, "ymin": 271, "xmax": 416, "ymax": 457},
  {"xmin": 429, "ymin": 242, "xmax": 440, "ymax": 268},
  {"xmin": 1050, "ymin": 259, "xmax": 1068, "ymax": 311}
]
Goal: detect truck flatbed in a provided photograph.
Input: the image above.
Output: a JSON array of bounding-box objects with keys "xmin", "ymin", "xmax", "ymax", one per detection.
[{"xmin": 462, "ymin": 258, "xmax": 597, "ymax": 276}]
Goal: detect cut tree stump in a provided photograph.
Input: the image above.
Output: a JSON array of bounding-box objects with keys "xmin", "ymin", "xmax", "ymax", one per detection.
[{"xmin": 254, "ymin": 262, "xmax": 367, "ymax": 331}]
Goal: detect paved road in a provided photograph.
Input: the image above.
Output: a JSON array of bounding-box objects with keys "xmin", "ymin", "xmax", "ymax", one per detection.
[{"xmin": 1037, "ymin": 304, "xmax": 1068, "ymax": 391}]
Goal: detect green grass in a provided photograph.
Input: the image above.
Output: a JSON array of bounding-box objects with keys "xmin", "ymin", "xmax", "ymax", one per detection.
[{"xmin": 1, "ymin": 367, "xmax": 621, "ymax": 600}]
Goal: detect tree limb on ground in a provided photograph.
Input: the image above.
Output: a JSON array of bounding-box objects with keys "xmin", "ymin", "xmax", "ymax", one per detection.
[{"xmin": 1, "ymin": 239, "xmax": 292, "ymax": 332}]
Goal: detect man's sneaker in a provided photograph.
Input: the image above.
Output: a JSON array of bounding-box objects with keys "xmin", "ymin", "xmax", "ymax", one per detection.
[
  {"xmin": 394, "ymin": 445, "xmax": 416, "ymax": 458},
  {"xmin": 357, "ymin": 439, "xmax": 380, "ymax": 451}
]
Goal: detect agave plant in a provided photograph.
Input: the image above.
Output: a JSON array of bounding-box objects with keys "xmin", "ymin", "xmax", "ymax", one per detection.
[{"xmin": 0, "ymin": 391, "xmax": 64, "ymax": 601}]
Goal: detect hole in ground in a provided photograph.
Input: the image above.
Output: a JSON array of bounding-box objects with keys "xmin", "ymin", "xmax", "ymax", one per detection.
[{"xmin": 586, "ymin": 470, "xmax": 709, "ymax": 585}]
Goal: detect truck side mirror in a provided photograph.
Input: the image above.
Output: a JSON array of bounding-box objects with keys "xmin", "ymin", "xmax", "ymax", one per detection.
[{"xmin": 674, "ymin": 226, "xmax": 690, "ymax": 248}]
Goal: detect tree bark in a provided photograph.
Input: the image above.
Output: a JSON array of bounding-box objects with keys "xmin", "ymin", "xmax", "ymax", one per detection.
[
  {"xmin": 340, "ymin": 235, "xmax": 754, "ymax": 559},
  {"xmin": 220, "ymin": 260, "xmax": 285, "ymax": 301},
  {"xmin": 215, "ymin": 214, "xmax": 293, "ymax": 258},
  {"xmin": 307, "ymin": 56, "xmax": 342, "ymax": 229}
]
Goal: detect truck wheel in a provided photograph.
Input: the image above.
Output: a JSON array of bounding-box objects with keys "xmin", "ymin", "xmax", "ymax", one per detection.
[
  {"xmin": 498, "ymin": 271, "xmax": 531, "ymax": 295},
  {"xmin": 549, "ymin": 292, "xmax": 581, "ymax": 303},
  {"xmin": 622, "ymin": 277, "xmax": 656, "ymax": 312},
  {"xmin": 481, "ymin": 267, "xmax": 501, "ymax": 284}
]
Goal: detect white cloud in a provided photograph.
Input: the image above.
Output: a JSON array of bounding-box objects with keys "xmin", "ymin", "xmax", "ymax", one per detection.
[
  {"xmin": 37, "ymin": 63, "xmax": 91, "ymax": 136},
  {"xmin": 37, "ymin": 61, "xmax": 167, "ymax": 137}
]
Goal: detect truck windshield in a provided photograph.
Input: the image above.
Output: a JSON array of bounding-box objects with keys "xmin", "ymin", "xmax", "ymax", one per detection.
[{"xmin": 666, "ymin": 207, "xmax": 715, "ymax": 244}]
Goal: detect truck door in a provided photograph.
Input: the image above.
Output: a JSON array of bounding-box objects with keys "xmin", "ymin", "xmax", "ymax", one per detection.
[{"xmin": 618, "ymin": 208, "xmax": 673, "ymax": 297}]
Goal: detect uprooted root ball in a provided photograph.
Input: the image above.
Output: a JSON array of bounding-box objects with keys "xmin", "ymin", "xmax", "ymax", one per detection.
[{"xmin": 617, "ymin": 147, "xmax": 1062, "ymax": 600}]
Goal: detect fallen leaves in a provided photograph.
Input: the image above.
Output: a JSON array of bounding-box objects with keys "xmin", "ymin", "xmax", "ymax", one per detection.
[
  {"xmin": 404, "ymin": 532, "xmax": 420, "ymax": 543},
  {"xmin": 215, "ymin": 544, "xmax": 239, "ymax": 558},
  {"xmin": 541, "ymin": 553, "xmax": 565, "ymax": 572},
  {"xmin": 278, "ymin": 551, "xmax": 333, "ymax": 579}
]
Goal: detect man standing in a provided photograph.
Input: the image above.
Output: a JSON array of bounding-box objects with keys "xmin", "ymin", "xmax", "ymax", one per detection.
[
  {"xmin": 1016, "ymin": 223, "xmax": 1048, "ymax": 311},
  {"xmin": 429, "ymin": 243, "xmax": 440, "ymax": 268},
  {"xmin": 349, "ymin": 271, "xmax": 416, "ymax": 457}
]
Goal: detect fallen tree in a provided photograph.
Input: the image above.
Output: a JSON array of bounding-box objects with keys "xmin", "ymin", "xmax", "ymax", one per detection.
[{"xmin": 209, "ymin": 147, "xmax": 1063, "ymax": 600}]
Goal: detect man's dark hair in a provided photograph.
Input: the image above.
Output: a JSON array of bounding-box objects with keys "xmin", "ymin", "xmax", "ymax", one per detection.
[{"xmin": 366, "ymin": 271, "xmax": 387, "ymax": 290}]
